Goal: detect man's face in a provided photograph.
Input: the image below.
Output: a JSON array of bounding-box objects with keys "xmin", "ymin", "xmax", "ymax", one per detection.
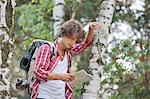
[{"xmin": 62, "ymin": 33, "xmax": 78, "ymax": 49}]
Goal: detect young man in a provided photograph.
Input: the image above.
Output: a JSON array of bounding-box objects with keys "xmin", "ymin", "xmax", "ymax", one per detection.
[{"xmin": 29, "ymin": 19, "xmax": 101, "ymax": 99}]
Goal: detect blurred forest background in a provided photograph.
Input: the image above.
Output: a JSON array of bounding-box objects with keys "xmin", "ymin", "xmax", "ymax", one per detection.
[{"xmin": 0, "ymin": 0, "xmax": 149, "ymax": 99}]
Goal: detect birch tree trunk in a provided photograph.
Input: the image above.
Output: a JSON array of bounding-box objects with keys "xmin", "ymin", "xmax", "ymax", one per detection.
[
  {"xmin": 82, "ymin": 0, "xmax": 116, "ymax": 99},
  {"xmin": 0, "ymin": 0, "xmax": 15, "ymax": 98},
  {"xmin": 53, "ymin": 0, "xmax": 65, "ymax": 37}
]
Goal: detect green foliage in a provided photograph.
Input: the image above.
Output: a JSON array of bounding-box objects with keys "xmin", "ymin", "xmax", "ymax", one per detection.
[
  {"xmin": 73, "ymin": 83, "xmax": 83, "ymax": 99},
  {"xmin": 114, "ymin": 0, "xmax": 149, "ymax": 33},
  {"xmin": 101, "ymin": 38, "xmax": 150, "ymax": 99},
  {"xmin": 14, "ymin": 0, "xmax": 54, "ymax": 62},
  {"xmin": 15, "ymin": 0, "xmax": 54, "ymax": 46},
  {"xmin": 104, "ymin": 1, "xmax": 150, "ymax": 97},
  {"xmin": 65, "ymin": 0, "xmax": 102, "ymax": 22}
]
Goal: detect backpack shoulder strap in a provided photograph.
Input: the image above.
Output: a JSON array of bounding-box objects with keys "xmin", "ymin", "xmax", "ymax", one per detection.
[
  {"xmin": 47, "ymin": 41, "xmax": 55, "ymax": 60},
  {"xmin": 32, "ymin": 39, "xmax": 55, "ymax": 60}
]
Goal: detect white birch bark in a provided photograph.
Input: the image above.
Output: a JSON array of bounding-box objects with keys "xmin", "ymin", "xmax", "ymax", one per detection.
[
  {"xmin": 53, "ymin": 0, "xmax": 65, "ymax": 37},
  {"xmin": 82, "ymin": 0, "xmax": 116, "ymax": 99},
  {"xmin": 0, "ymin": 0, "xmax": 15, "ymax": 98}
]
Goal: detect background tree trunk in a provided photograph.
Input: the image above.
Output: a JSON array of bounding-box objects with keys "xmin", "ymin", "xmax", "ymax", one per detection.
[
  {"xmin": 53, "ymin": 0, "xmax": 65, "ymax": 37},
  {"xmin": 82, "ymin": 0, "xmax": 116, "ymax": 99},
  {"xmin": 0, "ymin": 0, "xmax": 15, "ymax": 98}
]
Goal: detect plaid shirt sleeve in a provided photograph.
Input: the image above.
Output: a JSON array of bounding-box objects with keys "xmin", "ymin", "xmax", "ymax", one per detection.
[
  {"xmin": 71, "ymin": 39, "xmax": 90, "ymax": 56},
  {"xmin": 33, "ymin": 44, "xmax": 51, "ymax": 82}
]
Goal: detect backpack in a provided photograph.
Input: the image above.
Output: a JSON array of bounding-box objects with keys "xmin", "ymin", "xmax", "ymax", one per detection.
[{"xmin": 16, "ymin": 39, "xmax": 55, "ymax": 91}]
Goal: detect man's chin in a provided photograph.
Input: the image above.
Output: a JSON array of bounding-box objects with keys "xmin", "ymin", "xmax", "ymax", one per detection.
[
  {"xmin": 67, "ymin": 47, "xmax": 71, "ymax": 49},
  {"xmin": 67, "ymin": 45, "xmax": 72, "ymax": 49}
]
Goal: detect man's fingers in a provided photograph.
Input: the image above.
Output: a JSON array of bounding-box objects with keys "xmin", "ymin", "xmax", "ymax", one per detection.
[
  {"xmin": 94, "ymin": 23, "xmax": 101, "ymax": 29},
  {"xmin": 67, "ymin": 74, "xmax": 75, "ymax": 81},
  {"xmin": 69, "ymin": 74, "xmax": 75, "ymax": 77},
  {"xmin": 61, "ymin": 73, "xmax": 75, "ymax": 82},
  {"xmin": 89, "ymin": 22, "xmax": 101, "ymax": 30},
  {"xmin": 69, "ymin": 74, "xmax": 75, "ymax": 79},
  {"xmin": 96, "ymin": 23, "xmax": 101, "ymax": 29}
]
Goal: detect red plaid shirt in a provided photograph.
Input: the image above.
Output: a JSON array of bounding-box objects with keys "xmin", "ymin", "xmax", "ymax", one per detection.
[{"xmin": 29, "ymin": 39, "xmax": 90, "ymax": 99}]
